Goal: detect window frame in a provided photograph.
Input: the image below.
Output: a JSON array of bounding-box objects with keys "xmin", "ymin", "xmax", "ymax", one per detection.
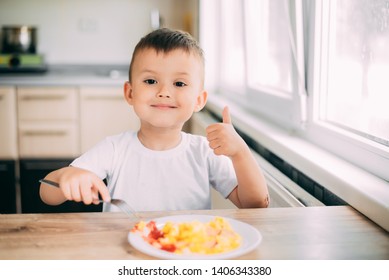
[
  {"xmin": 242, "ymin": 0, "xmax": 307, "ymax": 130},
  {"xmin": 304, "ymin": 0, "xmax": 389, "ymax": 181},
  {"xmin": 199, "ymin": 0, "xmax": 389, "ymax": 182}
]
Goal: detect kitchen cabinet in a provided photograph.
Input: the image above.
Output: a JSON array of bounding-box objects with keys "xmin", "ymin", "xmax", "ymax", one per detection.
[
  {"xmin": 0, "ymin": 161, "xmax": 16, "ymax": 213},
  {"xmin": 2, "ymin": 83, "xmax": 140, "ymax": 213},
  {"xmin": 17, "ymin": 86, "xmax": 79, "ymax": 158},
  {"xmin": 19, "ymin": 159, "xmax": 102, "ymax": 213},
  {"xmin": 0, "ymin": 87, "xmax": 18, "ymax": 213},
  {"xmin": 79, "ymin": 86, "xmax": 139, "ymax": 152},
  {"xmin": 16, "ymin": 86, "xmax": 88, "ymax": 213},
  {"xmin": 0, "ymin": 86, "xmax": 18, "ymax": 159}
]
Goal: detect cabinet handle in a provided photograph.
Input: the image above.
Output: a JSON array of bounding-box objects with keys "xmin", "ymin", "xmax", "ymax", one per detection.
[
  {"xmin": 22, "ymin": 130, "xmax": 67, "ymax": 137},
  {"xmin": 21, "ymin": 94, "xmax": 67, "ymax": 101}
]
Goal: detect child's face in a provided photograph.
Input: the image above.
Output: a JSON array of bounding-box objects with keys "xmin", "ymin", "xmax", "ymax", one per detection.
[{"xmin": 125, "ymin": 48, "xmax": 207, "ymax": 130}]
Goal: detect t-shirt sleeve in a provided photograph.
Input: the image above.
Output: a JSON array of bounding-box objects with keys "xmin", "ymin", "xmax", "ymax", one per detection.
[
  {"xmin": 70, "ymin": 137, "xmax": 114, "ymax": 180},
  {"xmin": 208, "ymin": 152, "xmax": 238, "ymax": 198}
]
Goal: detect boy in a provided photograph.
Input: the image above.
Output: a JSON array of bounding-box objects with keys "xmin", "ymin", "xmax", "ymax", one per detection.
[{"xmin": 40, "ymin": 28, "xmax": 269, "ymax": 211}]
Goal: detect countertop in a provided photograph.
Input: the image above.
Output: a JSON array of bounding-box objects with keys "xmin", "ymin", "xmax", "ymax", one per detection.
[
  {"xmin": 0, "ymin": 64, "xmax": 129, "ymax": 86},
  {"xmin": 1, "ymin": 206, "xmax": 388, "ymax": 260}
]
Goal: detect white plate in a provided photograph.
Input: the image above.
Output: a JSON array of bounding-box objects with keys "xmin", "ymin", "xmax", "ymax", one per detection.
[{"xmin": 128, "ymin": 214, "xmax": 262, "ymax": 260}]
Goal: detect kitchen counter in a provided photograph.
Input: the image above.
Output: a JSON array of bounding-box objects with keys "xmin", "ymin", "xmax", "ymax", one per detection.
[
  {"xmin": 0, "ymin": 64, "xmax": 129, "ymax": 86},
  {"xmin": 1, "ymin": 206, "xmax": 388, "ymax": 260}
]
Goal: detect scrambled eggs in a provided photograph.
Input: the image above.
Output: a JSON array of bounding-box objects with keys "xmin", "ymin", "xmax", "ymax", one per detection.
[{"xmin": 131, "ymin": 217, "xmax": 241, "ymax": 255}]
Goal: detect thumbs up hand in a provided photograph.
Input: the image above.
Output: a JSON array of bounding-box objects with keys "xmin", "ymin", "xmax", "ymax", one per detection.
[
  {"xmin": 222, "ymin": 105, "xmax": 232, "ymax": 124},
  {"xmin": 206, "ymin": 106, "xmax": 246, "ymax": 158}
]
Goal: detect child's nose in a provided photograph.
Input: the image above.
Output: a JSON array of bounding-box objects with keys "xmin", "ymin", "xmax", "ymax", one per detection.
[{"xmin": 156, "ymin": 85, "xmax": 171, "ymax": 98}]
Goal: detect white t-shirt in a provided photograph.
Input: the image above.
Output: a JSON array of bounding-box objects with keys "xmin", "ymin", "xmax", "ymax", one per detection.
[{"xmin": 71, "ymin": 131, "xmax": 237, "ymax": 212}]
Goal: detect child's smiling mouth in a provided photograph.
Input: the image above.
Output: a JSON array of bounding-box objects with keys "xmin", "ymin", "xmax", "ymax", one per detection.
[{"xmin": 151, "ymin": 103, "xmax": 178, "ymax": 109}]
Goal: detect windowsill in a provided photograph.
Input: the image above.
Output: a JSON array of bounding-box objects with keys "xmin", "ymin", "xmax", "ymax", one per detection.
[{"xmin": 204, "ymin": 94, "xmax": 389, "ymax": 232}]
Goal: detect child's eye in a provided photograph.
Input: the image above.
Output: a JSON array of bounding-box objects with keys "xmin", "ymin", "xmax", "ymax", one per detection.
[
  {"xmin": 144, "ymin": 79, "xmax": 157, "ymax": 85},
  {"xmin": 174, "ymin": 81, "xmax": 187, "ymax": 87}
]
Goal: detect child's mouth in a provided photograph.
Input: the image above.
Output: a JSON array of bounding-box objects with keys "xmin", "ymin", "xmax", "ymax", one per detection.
[{"xmin": 151, "ymin": 104, "xmax": 177, "ymax": 109}]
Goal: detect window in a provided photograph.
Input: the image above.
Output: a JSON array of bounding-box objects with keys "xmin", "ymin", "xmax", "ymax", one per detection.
[
  {"xmin": 318, "ymin": 0, "xmax": 389, "ymax": 145},
  {"xmin": 200, "ymin": 0, "xmax": 306, "ymax": 128},
  {"xmin": 308, "ymin": 0, "xmax": 389, "ymax": 181},
  {"xmin": 244, "ymin": 0, "xmax": 306, "ymax": 128},
  {"xmin": 219, "ymin": 0, "xmax": 245, "ymax": 93},
  {"xmin": 200, "ymin": 0, "xmax": 389, "ymax": 182},
  {"xmin": 245, "ymin": 0, "xmax": 293, "ymax": 95},
  {"xmin": 198, "ymin": 0, "xmax": 246, "ymax": 95}
]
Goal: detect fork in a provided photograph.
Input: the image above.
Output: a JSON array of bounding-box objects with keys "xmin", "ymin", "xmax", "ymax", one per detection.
[{"xmin": 39, "ymin": 179, "xmax": 140, "ymax": 219}]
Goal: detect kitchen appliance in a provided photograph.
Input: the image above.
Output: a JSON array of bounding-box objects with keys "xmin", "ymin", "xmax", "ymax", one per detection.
[
  {"xmin": 2, "ymin": 25, "xmax": 37, "ymax": 53},
  {"xmin": 19, "ymin": 159, "xmax": 102, "ymax": 213},
  {"xmin": 0, "ymin": 25, "xmax": 47, "ymax": 73},
  {"xmin": 0, "ymin": 161, "xmax": 16, "ymax": 214}
]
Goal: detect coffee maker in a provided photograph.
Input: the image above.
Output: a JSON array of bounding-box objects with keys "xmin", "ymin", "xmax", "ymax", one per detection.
[{"xmin": 0, "ymin": 25, "xmax": 47, "ymax": 73}]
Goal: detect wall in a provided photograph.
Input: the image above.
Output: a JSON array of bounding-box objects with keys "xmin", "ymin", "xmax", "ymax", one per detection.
[{"xmin": 0, "ymin": 0, "xmax": 198, "ymax": 64}]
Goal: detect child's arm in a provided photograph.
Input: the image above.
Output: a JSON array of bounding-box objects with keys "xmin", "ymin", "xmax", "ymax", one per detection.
[
  {"xmin": 206, "ymin": 106, "xmax": 269, "ymax": 208},
  {"xmin": 39, "ymin": 166, "xmax": 111, "ymax": 206}
]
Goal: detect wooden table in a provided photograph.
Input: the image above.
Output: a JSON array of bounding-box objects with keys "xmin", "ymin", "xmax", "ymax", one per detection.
[{"xmin": 0, "ymin": 206, "xmax": 388, "ymax": 260}]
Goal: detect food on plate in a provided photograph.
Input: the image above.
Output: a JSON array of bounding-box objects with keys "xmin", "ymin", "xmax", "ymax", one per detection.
[{"xmin": 131, "ymin": 216, "xmax": 241, "ymax": 255}]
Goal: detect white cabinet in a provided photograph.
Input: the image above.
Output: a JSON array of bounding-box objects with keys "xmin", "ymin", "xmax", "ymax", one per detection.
[
  {"xmin": 2, "ymin": 84, "xmax": 140, "ymax": 213},
  {"xmin": 17, "ymin": 87, "xmax": 78, "ymax": 121},
  {"xmin": 17, "ymin": 87, "xmax": 80, "ymax": 158},
  {"xmin": 18, "ymin": 122, "xmax": 79, "ymax": 158},
  {"xmin": 79, "ymin": 87, "xmax": 139, "ymax": 153},
  {"xmin": 6, "ymin": 85, "xmax": 140, "ymax": 158},
  {"xmin": 0, "ymin": 87, "xmax": 18, "ymax": 159}
]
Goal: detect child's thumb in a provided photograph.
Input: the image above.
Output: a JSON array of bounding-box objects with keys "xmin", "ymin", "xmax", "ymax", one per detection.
[{"xmin": 222, "ymin": 106, "xmax": 232, "ymax": 124}]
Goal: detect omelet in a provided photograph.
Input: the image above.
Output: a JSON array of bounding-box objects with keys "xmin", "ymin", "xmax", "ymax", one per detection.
[{"xmin": 131, "ymin": 216, "xmax": 241, "ymax": 255}]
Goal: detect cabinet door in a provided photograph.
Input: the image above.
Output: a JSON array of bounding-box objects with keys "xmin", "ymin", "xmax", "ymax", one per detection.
[
  {"xmin": 0, "ymin": 161, "xmax": 16, "ymax": 213},
  {"xmin": 18, "ymin": 122, "xmax": 79, "ymax": 158},
  {"xmin": 0, "ymin": 87, "xmax": 18, "ymax": 159},
  {"xmin": 80, "ymin": 87, "xmax": 140, "ymax": 152},
  {"xmin": 17, "ymin": 87, "xmax": 78, "ymax": 121},
  {"xmin": 19, "ymin": 159, "xmax": 102, "ymax": 213},
  {"xmin": 17, "ymin": 86, "xmax": 80, "ymax": 158}
]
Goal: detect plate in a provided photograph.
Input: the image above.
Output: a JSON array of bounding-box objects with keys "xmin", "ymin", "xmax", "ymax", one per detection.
[{"xmin": 128, "ymin": 214, "xmax": 262, "ymax": 260}]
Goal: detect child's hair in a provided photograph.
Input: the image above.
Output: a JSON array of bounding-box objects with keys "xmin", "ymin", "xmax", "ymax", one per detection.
[{"xmin": 128, "ymin": 28, "xmax": 204, "ymax": 82}]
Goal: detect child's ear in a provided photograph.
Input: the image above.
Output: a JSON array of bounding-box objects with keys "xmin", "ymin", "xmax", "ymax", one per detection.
[
  {"xmin": 194, "ymin": 90, "xmax": 208, "ymax": 112},
  {"xmin": 124, "ymin": 81, "xmax": 134, "ymax": 105}
]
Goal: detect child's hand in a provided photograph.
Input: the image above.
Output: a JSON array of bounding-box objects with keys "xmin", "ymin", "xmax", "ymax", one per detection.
[
  {"xmin": 58, "ymin": 167, "xmax": 111, "ymax": 205},
  {"xmin": 206, "ymin": 106, "xmax": 247, "ymax": 159}
]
